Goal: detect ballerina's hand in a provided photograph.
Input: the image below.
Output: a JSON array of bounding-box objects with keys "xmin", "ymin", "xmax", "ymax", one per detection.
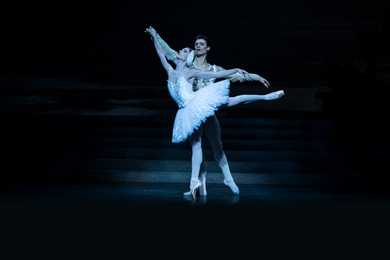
[
  {"xmin": 145, "ymin": 26, "xmax": 157, "ymax": 37},
  {"xmin": 237, "ymin": 69, "xmax": 249, "ymax": 79}
]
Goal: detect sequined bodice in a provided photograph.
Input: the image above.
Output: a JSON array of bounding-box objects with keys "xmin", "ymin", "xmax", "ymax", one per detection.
[
  {"xmin": 189, "ymin": 64, "xmax": 218, "ymax": 91},
  {"xmin": 167, "ymin": 77, "xmax": 195, "ymax": 108}
]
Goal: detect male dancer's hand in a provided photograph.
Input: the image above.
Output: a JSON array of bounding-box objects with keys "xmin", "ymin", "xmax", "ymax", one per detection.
[{"xmin": 237, "ymin": 69, "xmax": 249, "ymax": 79}]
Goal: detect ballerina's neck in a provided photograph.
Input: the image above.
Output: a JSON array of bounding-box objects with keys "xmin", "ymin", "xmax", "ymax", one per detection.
[{"xmin": 176, "ymin": 59, "xmax": 188, "ymax": 70}]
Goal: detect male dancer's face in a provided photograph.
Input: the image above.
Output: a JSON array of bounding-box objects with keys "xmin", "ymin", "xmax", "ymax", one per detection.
[{"xmin": 194, "ymin": 39, "xmax": 210, "ymax": 56}]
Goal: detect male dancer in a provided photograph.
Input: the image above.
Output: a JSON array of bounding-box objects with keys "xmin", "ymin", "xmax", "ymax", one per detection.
[{"xmin": 156, "ymin": 32, "xmax": 273, "ymax": 196}]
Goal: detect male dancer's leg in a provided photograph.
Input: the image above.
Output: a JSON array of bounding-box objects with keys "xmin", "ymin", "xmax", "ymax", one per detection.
[
  {"xmin": 203, "ymin": 115, "xmax": 239, "ymax": 195},
  {"xmin": 183, "ymin": 90, "xmax": 284, "ymax": 196},
  {"xmin": 198, "ymin": 155, "xmax": 207, "ymax": 196}
]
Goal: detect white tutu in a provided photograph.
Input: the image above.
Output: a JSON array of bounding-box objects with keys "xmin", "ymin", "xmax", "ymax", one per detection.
[{"xmin": 167, "ymin": 77, "xmax": 230, "ymax": 143}]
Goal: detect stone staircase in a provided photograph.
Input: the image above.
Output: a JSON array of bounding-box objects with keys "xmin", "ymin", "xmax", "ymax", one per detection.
[{"xmin": 5, "ymin": 114, "xmax": 388, "ymax": 186}]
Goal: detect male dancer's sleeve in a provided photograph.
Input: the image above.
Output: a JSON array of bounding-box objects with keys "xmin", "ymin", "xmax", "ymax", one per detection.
[
  {"xmin": 215, "ymin": 65, "xmax": 262, "ymax": 82},
  {"xmin": 156, "ymin": 33, "xmax": 179, "ymax": 65}
]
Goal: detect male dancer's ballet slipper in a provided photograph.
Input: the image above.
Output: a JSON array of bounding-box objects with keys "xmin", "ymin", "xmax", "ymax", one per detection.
[{"xmin": 223, "ymin": 180, "xmax": 240, "ymax": 195}]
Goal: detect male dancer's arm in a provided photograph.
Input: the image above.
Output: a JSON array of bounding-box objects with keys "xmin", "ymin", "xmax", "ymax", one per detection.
[
  {"xmin": 191, "ymin": 68, "xmax": 249, "ymax": 80},
  {"xmin": 146, "ymin": 27, "xmax": 174, "ymax": 74},
  {"xmin": 156, "ymin": 32, "xmax": 269, "ymax": 87},
  {"xmin": 156, "ymin": 33, "xmax": 179, "ymax": 65},
  {"xmin": 216, "ymin": 65, "xmax": 270, "ymax": 88}
]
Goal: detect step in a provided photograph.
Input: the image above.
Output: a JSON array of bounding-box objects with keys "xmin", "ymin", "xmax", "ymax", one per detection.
[
  {"xmin": 42, "ymin": 158, "xmax": 388, "ymax": 175},
  {"xmin": 16, "ymin": 114, "xmax": 381, "ymax": 138},
  {"xmin": 41, "ymin": 170, "xmax": 390, "ymax": 186},
  {"xmin": 54, "ymin": 147, "xmax": 390, "ymax": 165},
  {"xmin": 3, "ymin": 113, "xmax": 388, "ymax": 185},
  {"xmin": 3, "ymin": 114, "xmax": 341, "ymax": 133},
  {"xmin": 50, "ymin": 136, "xmax": 388, "ymax": 153},
  {"xmin": 47, "ymin": 125, "xmax": 341, "ymax": 140},
  {"xmin": 38, "ymin": 115, "xmax": 337, "ymax": 129},
  {"xmin": 6, "ymin": 114, "xmax": 385, "ymax": 144}
]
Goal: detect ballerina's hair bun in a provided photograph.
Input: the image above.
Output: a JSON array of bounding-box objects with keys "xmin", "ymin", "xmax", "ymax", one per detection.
[{"xmin": 186, "ymin": 49, "xmax": 196, "ymax": 67}]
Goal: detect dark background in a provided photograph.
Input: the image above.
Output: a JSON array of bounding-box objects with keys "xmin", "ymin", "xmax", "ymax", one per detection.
[
  {"xmin": 1, "ymin": 0, "xmax": 390, "ymax": 117},
  {"xmin": 1, "ymin": 0, "xmax": 389, "ymax": 186},
  {"xmin": 1, "ymin": 0, "xmax": 390, "ymax": 249}
]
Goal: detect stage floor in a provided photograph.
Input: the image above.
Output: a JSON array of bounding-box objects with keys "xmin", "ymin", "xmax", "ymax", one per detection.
[
  {"xmin": 2, "ymin": 182, "xmax": 390, "ymax": 208},
  {"xmin": 2, "ymin": 182, "xmax": 390, "ymax": 253}
]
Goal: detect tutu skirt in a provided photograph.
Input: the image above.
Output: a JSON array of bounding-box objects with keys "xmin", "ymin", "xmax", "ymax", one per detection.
[{"xmin": 171, "ymin": 79, "xmax": 230, "ymax": 143}]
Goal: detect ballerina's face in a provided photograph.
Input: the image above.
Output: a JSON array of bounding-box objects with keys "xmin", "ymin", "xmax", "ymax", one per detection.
[{"xmin": 177, "ymin": 47, "xmax": 191, "ymax": 60}]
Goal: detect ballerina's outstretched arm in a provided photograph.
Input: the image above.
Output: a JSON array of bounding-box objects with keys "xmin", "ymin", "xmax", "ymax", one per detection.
[
  {"xmin": 188, "ymin": 68, "xmax": 250, "ymax": 81},
  {"xmin": 145, "ymin": 26, "xmax": 173, "ymax": 75},
  {"xmin": 188, "ymin": 69, "xmax": 284, "ymax": 106}
]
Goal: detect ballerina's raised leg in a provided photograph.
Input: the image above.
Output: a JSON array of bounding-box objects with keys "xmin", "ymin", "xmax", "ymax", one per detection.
[{"xmin": 223, "ymin": 90, "xmax": 284, "ymax": 108}]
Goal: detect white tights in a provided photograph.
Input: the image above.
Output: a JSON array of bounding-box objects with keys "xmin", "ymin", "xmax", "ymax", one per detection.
[
  {"xmin": 222, "ymin": 91, "xmax": 284, "ymax": 108},
  {"xmin": 188, "ymin": 127, "xmax": 204, "ymax": 190}
]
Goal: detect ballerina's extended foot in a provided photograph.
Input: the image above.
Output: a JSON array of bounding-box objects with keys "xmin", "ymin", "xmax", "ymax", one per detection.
[
  {"xmin": 241, "ymin": 90, "xmax": 284, "ymax": 104},
  {"xmin": 223, "ymin": 180, "xmax": 240, "ymax": 195},
  {"xmin": 265, "ymin": 90, "xmax": 284, "ymax": 100}
]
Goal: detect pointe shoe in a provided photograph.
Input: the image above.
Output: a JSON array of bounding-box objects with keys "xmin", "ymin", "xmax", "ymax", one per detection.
[
  {"xmin": 223, "ymin": 180, "xmax": 240, "ymax": 195},
  {"xmin": 183, "ymin": 189, "xmax": 207, "ymax": 197},
  {"xmin": 276, "ymin": 90, "xmax": 285, "ymax": 99},
  {"xmin": 184, "ymin": 174, "xmax": 207, "ymax": 197},
  {"xmin": 190, "ymin": 180, "xmax": 202, "ymax": 200},
  {"xmin": 265, "ymin": 90, "xmax": 284, "ymax": 100}
]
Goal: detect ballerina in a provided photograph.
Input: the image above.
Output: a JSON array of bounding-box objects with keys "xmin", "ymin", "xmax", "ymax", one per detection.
[
  {"xmin": 156, "ymin": 30, "xmax": 284, "ymax": 197},
  {"xmin": 146, "ymin": 26, "xmax": 284, "ymax": 199}
]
